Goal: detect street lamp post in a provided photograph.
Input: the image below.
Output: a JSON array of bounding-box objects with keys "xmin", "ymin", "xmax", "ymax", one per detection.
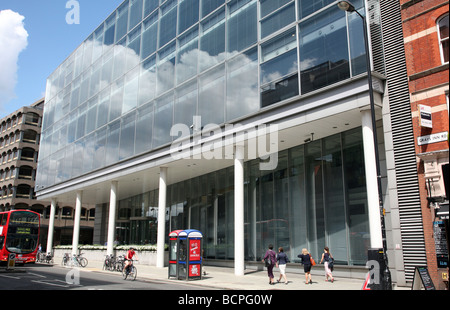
[{"xmin": 337, "ymin": 1, "xmax": 392, "ymax": 290}]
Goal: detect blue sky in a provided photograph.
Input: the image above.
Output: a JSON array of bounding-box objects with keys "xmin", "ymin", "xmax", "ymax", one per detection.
[{"xmin": 0, "ymin": 0, "xmax": 124, "ymax": 116}]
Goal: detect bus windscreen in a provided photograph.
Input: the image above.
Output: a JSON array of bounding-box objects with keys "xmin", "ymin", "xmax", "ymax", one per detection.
[{"xmin": 6, "ymin": 211, "xmax": 39, "ymax": 254}]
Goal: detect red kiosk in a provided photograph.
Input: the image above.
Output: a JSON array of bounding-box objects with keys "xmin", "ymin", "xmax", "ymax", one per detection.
[{"xmin": 168, "ymin": 229, "xmax": 203, "ymax": 280}]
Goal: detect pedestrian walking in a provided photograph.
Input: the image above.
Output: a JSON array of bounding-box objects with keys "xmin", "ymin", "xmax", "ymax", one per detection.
[
  {"xmin": 262, "ymin": 244, "xmax": 277, "ymax": 285},
  {"xmin": 320, "ymin": 247, "xmax": 334, "ymax": 282},
  {"xmin": 276, "ymin": 247, "xmax": 289, "ymax": 285},
  {"xmin": 297, "ymin": 248, "xmax": 314, "ymax": 284}
]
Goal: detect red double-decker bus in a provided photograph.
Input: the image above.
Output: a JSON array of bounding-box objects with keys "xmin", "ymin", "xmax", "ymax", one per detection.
[{"xmin": 0, "ymin": 210, "xmax": 40, "ymax": 265}]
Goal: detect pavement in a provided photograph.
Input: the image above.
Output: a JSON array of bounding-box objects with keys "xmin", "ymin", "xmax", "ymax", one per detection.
[
  {"xmin": 77, "ymin": 260, "xmax": 409, "ymax": 291},
  {"xmin": 2, "ymin": 260, "xmax": 410, "ymax": 290}
]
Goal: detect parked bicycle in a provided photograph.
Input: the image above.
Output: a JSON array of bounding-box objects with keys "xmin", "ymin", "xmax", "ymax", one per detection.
[
  {"xmin": 38, "ymin": 252, "xmax": 53, "ymax": 264},
  {"xmin": 61, "ymin": 253, "xmax": 71, "ymax": 266},
  {"xmin": 103, "ymin": 254, "xmax": 116, "ymax": 271},
  {"xmin": 72, "ymin": 253, "xmax": 88, "ymax": 267},
  {"xmin": 115, "ymin": 254, "xmax": 125, "ymax": 272},
  {"xmin": 122, "ymin": 259, "xmax": 137, "ymax": 280},
  {"xmin": 36, "ymin": 252, "xmax": 44, "ymax": 263}
]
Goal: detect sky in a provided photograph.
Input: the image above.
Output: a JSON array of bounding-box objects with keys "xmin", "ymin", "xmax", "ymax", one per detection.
[{"xmin": 0, "ymin": 0, "xmax": 124, "ymax": 116}]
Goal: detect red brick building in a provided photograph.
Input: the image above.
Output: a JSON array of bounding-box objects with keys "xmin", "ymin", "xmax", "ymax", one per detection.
[{"xmin": 400, "ymin": 0, "xmax": 449, "ymax": 289}]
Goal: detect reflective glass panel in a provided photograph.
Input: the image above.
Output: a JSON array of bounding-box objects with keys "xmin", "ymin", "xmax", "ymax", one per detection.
[
  {"xmin": 97, "ymin": 87, "xmax": 110, "ymax": 128},
  {"xmin": 348, "ymin": 0, "xmax": 367, "ymax": 76},
  {"xmin": 122, "ymin": 68, "xmax": 139, "ymax": 114},
  {"xmin": 342, "ymin": 128, "xmax": 369, "ymax": 265},
  {"xmin": 226, "ymin": 48, "xmax": 258, "ymax": 120},
  {"xmin": 227, "ymin": 0, "xmax": 257, "ymax": 53},
  {"xmin": 298, "ymin": 0, "xmax": 334, "ymax": 20},
  {"xmin": 86, "ymin": 104, "xmax": 97, "ymax": 135},
  {"xmin": 305, "ymin": 140, "xmax": 325, "ymax": 260},
  {"xmin": 139, "ymin": 56, "xmax": 157, "ymax": 105},
  {"xmin": 157, "ymin": 43, "xmax": 176, "ymax": 95},
  {"xmin": 101, "ymin": 50, "xmax": 114, "ymax": 87},
  {"xmin": 260, "ymin": 29, "xmax": 299, "ymax": 107},
  {"xmin": 177, "ymin": 27, "xmax": 199, "ymax": 84},
  {"xmin": 174, "ymin": 81, "xmax": 197, "ymax": 128},
  {"xmin": 83, "ymin": 134, "xmax": 95, "ymax": 174},
  {"xmin": 129, "ymin": 0, "xmax": 143, "ymax": 30},
  {"xmin": 127, "ymin": 26, "xmax": 141, "ymax": 69},
  {"xmin": 109, "ymin": 78, "xmax": 124, "ymax": 121},
  {"xmin": 202, "ymin": 0, "xmax": 225, "ymax": 17},
  {"xmin": 104, "ymin": 21, "xmax": 116, "ymax": 46},
  {"xmin": 141, "ymin": 12, "xmax": 158, "ymax": 60},
  {"xmin": 72, "ymin": 139, "xmax": 84, "ymax": 178},
  {"xmin": 105, "ymin": 120, "xmax": 120, "ymax": 165},
  {"xmin": 178, "ymin": 0, "xmax": 199, "ymax": 35},
  {"xmin": 288, "ymin": 146, "xmax": 307, "ymax": 261},
  {"xmin": 199, "ymin": 64, "xmax": 225, "ymax": 125},
  {"xmin": 116, "ymin": 1, "xmax": 129, "ymax": 42},
  {"xmin": 299, "ymin": 7, "xmax": 350, "ymax": 94},
  {"xmin": 119, "ymin": 112, "xmax": 136, "ymax": 160},
  {"xmin": 323, "ymin": 134, "xmax": 347, "ymax": 263},
  {"xmin": 260, "ymin": 0, "xmax": 292, "ymax": 18},
  {"xmin": 153, "ymin": 93, "xmax": 174, "ymax": 147},
  {"xmin": 135, "ymin": 103, "xmax": 154, "ymax": 154},
  {"xmin": 260, "ymin": 2, "xmax": 295, "ymax": 39},
  {"xmin": 144, "ymin": 0, "xmax": 159, "ymax": 17},
  {"xmin": 159, "ymin": 0, "xmax": 177, "ymax": 48},
  {"xmin": 199, "ymin": 8, "xmax": 225, "ymax": 72}
]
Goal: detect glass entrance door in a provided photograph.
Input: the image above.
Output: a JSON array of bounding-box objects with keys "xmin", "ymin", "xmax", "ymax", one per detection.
[{"xmin": 190, "ymin": 200, "xmax": 216, "ymax": 259}]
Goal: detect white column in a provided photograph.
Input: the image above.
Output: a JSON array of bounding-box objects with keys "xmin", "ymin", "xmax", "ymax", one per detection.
[
  {"xmin": 107, "ymin": 181, "xmax": 118, "ymax": 256},
  {"xmin": 72, "ymin": 191, "xmax": 83, "ymax": 256},
  {"xmin": 46, "ymin": 198, "xmax": 57, "ymax": 254},
  {"xmin": 361, "ymin": 110, "xmax": 383, "ymax": 249},
  {"xmin": 234, "ymin": 145, "xmax": 245, "ymax": 276},
  {"xmin": 157, "ymin": 167, "xmax": 168, "ymax": 268}
]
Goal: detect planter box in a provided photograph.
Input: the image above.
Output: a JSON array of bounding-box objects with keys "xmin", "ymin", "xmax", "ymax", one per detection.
[{"xmin": 52, "ymin": 247, "xmax": 168, "ymax": 267}]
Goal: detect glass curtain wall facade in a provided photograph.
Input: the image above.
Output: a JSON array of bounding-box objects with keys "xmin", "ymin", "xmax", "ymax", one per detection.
[
  {"xmin": 111, "ymin": 127, "xmax": 369, "ymax": 265},
  {"xmin": 37, "ymin": 0, "xmax": 368, "ymax": 190}
]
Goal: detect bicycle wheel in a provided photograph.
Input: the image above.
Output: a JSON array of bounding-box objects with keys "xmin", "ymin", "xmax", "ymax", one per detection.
[
  {"xmin": 129, "ymin": 266, "xmax": 137, "ymax": 281},
  {"xmin": 122, "ymin": 267, "xmax": 129, "ymax": 280},
  {"xmin": 79, "ymin": 257, "xmax": 88, "ymax": 267},
  {"xmin": 108, "ymin": 259, "xmax": 116, "ymax": 271},
  {"xmin": 116, "ymin": 261, "xmax": 124, "ymax": 272}
]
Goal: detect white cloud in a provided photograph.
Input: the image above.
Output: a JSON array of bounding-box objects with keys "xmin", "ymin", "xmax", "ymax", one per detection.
[{"xmin": 0, "ymin": 10, "xmax": 29, "ymax": 107}]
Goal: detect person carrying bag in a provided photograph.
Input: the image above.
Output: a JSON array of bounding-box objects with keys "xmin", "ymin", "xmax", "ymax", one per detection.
[
  {"xmin": 262, "ymin": 244, "xmax": 277, "ymax": 285},
  {"xmin": 298, "ymin": 248, "xmax": 314, "ymax": 284},
  {"xmin": 320, "ymin": 247, "xmax": 335, "ymax": 283}
]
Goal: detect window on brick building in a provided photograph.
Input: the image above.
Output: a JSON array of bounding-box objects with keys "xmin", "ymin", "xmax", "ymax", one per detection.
[{"xmin": 438, "ymin": 14, "xmax": 449, "ymax": 64}]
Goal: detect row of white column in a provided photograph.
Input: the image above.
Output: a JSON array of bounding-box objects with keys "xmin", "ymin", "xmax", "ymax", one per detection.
[
  {"xmin": 45, "ymin": 154, "xmax": 247, "ymax": 276},
  {"xmin": 45, "ymin": 116, "xmax": 382, "ymax": 275}
]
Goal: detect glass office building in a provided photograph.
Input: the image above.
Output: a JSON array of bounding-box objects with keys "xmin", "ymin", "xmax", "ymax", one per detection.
[
  {"xmin": 37, "ymin": 0, "xmax": 396, "ymax": 273},
  {"xmin": 39, "ymin": 0, "xmax": 369, "ymax": 181}
]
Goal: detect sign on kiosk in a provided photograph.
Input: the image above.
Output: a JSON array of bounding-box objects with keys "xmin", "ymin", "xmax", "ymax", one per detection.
[
  {"xmin": 189, "ymin": 263, "xmax": 201, "ymax": 278},
  {"xmin": 189, "ymin": 239, "xmax": 201, "ymax": 261}
]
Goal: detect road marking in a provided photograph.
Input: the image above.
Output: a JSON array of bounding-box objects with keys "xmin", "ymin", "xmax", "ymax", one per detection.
[
  {"xmin": 28, "ymin": 272, "xmax": 46, "ymax": 278},
  {"xmin": 31, "ymin": 280, "xmax": 69, "ymax": 288},
  {"xmin": 0, "ymin": 274, "xmax": 21, "ymax": 279}
]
